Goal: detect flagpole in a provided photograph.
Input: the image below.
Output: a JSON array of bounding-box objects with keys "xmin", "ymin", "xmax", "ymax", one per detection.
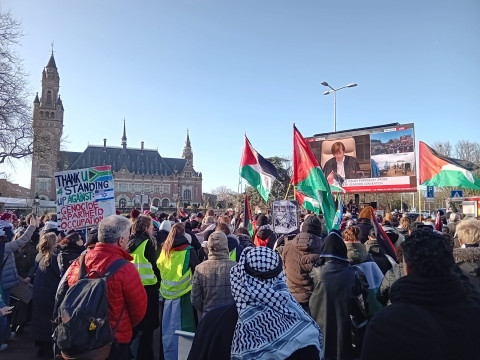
[
  {"xmin": 284, "ymin": 183, "xmax": 291, "ymax": 200},
  {"xmin": 418, "ymin": 187, "xmax": 422, "ymax": 219},
  {"xmin": 293, "ymin": 185, "xmax": 296, "ymax": 200}
]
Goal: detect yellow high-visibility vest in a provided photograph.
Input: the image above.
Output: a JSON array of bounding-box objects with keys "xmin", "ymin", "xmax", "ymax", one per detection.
[
  {"xmin": 130, "ymin": 239, "xmax": 158, "ymax": 286},
  {"xmin": 229, "ymin": 248, "xmax": 236, "ymax": 262},
  {"xmin": 157, "ymin": 247, "xmax": 193, "ymax": 300}
]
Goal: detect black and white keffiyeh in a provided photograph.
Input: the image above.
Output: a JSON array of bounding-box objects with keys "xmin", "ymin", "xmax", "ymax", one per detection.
[{"xmin": 230, "ymin": 247, "xmax": 323, "ymax": 360}]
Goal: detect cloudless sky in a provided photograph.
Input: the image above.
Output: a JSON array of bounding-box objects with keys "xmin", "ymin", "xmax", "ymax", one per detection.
[{"xmin": 3, "ymin": 0, "xmax": 480, "ymax": 193}]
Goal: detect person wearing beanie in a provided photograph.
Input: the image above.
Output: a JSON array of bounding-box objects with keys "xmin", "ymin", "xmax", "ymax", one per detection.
[
  {"xmin": 282, "ymin": 215, "xmax": 324, "ymax": 312},
  {"xmin": 253, "ymin": 214, "xmax": 277, "ymax": 249},
  {"xmin": 310, "ymin": 230, "xmax": 369, "ymax": 360},
  {"xmin": 191, "ymin": 231, "xmax": 236, "ymax": 320},
  {"xmin": 354, "ymin": 206, "xmax": 374, "ymax": 243}
]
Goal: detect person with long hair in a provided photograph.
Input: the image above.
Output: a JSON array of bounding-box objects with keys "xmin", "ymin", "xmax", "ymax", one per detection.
[
  {"xmin": 157, "ymin": 222, "xmax": 199, "ymax": 360},
  {"xmin": 32, "ymin": 232, "xmax": 60, "ymax": 358},
  {"xmin": 127, "ymin": 215, "xmax": 160, "ymax": 360}
]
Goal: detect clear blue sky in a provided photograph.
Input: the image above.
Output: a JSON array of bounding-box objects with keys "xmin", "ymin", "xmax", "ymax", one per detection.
[{"xmin": 3, "ymin": 0, "xmax": 480, "ymax": 194}]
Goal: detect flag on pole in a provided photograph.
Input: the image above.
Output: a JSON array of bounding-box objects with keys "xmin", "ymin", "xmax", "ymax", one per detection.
[
  {"xmin": 327, "ymin": 171, "xmax": 346, "ymax": 193},
  {"xmin": 292, "ymin": 125, "xmax": 337, "ymax": 232},
  {"xmin": 240, "ymin": 135, "xmax": 279, "ymax": 202},
  {"xmin": 371, "ymin": 210, "xmax": 397, "ymax": 262},
  {"xmin": 243, "ymin": 192, "xmax": 254, "ymax": 237},
  {"xmin": 419, "ymin": 141, "xmax": 480, "ymax": 190},
  {"xmin": 332, "ymin": 195, "xmax": 343, "ymax": 230},
  {"xmin": 296, "ymin": 191, "xmax": 321, "ymax": 215}
]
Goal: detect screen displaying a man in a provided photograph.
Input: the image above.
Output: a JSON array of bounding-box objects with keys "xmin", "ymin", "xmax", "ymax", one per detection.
[{"xmin": 322, "ymin": 141, "xmax": 361, "ymax": 180}]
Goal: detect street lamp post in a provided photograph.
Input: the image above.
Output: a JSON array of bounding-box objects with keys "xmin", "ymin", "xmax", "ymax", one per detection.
[{"xmin": 321, "ymin": 81, "xmax": 357, "ymax": 132}]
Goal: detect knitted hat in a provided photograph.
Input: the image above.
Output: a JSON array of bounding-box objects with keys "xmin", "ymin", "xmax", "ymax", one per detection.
[
  {"xmin": 358, "ymin": 206, "xmax": 373, "ymax": 220},
  {"xmin": 302, "ymin": 215, "xmax": 322, "ymax": 236}
]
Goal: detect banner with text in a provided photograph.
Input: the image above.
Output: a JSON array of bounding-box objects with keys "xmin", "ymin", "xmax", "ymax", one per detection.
[{"xmin": 55, "ymin": 165, "xmax": 115, "ymax": 230}]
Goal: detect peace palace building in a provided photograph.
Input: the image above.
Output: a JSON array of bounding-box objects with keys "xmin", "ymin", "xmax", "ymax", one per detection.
[{"xmin": 30, "ymin": 53, "xmax": 203, "ymax": 210}]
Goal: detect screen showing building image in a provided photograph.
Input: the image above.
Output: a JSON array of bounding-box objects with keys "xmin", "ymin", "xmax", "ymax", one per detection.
[
  {"xmin": 307, "ymin": 123, "xmax": 417, "ymax": 193},
  {"xmin": 370, "ymin": 128, "xmax": 415, "ymax": 178}
]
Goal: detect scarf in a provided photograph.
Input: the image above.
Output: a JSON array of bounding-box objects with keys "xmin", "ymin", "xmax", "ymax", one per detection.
[{"xmin": 230, "ymin": 247, "xmax": 323, "ymax": 360}]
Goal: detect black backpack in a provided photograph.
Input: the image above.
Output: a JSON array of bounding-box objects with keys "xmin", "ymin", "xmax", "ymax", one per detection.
[{"xmin": 55, "ymin": 254, "xmax": 128, "ymax": 358}]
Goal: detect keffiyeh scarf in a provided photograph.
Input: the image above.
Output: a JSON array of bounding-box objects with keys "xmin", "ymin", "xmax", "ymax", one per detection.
[{"xmin": 230, "ymin": 247, "xmax": 323, "ymax": 360}]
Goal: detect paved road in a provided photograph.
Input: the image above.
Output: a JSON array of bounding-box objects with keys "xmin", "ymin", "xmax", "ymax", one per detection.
[{"xmin": 2, "ymin": 324, "xmax": 163, "ymax": 360}]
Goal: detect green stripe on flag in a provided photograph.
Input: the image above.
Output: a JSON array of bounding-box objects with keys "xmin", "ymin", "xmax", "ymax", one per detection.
[{"xmin": 240, "ymin": 165, "xmax": 271, "ymax": 202}]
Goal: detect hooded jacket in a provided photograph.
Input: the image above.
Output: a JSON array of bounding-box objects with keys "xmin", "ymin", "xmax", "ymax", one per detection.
[
  {"xmin": 346, "ymin": 242, "xmax": 384, "ymax": 317},
  {"xmin": 310, "ymin": 232, "xmax": 369, "ymax": 360},
  {"xmin": 282, "ymin": 225, "xmax": 323, "ymax": 305},
  {"xmin": 364, "ymin": 239, "xmax": 393, "ymax": 274},
  {"xmin": 453, "ymin": 247, "xmax": 480, "ymax": 292},
  {"xmin": 57, "ymin": 242, "xmax": 85, "ymax": 278},
  {"xmin": 66, "ymin": 243, "xmax": 147, "ymax": 343},
  {"xmin": 191, "ymin": 232, "xmax": 236, "ymax": 315},
  {"xmin": 254, "ymin": 225, "xmax": 277, "ymax": 249}
]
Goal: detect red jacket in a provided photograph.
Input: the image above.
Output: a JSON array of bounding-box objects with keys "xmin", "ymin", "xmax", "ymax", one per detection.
[{"xmin": 66, "ymin": 243, "xmax": 147, "ymax": 344}]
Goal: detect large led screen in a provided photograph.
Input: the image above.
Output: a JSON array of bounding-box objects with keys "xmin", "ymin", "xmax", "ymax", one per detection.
[{"xmin": 307, "ymin": 123, "xmax": 417, "ymax": 193}]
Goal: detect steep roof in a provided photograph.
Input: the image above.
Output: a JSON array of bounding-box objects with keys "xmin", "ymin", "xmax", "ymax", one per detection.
[
  {"xmin": 68, "ymin": 146, "xmax": 187, "ymax": 175},
  {"xmin": 46, "ymin": 53, "xmax": 57, "ymax": 69},
  {"xmin": 58, "ymin": 151, "xmax": 83, "ymax": 171}
]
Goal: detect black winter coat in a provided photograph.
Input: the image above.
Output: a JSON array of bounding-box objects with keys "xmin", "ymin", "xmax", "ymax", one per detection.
[
  {"xmin": 354, "ymin": 218, "xmax": 373, "ymax": 244},
  {"xmin": 361, "ymin": 274, "xmax": 480, "ymax": 360},
  {"xmin": 57, "ymin": 243, "xmax": 85, "ymax": 278},
  {"xmin": 310, "ymin": 259, "xmax": 368, "ymax": 360},
  {"xmin": 31, "ymin": 253, "xmax": 60, "ymax": 342}
]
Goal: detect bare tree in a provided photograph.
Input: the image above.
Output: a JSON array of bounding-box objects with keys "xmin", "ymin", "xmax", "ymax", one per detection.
[
  {"xmin": 432, "ymin": 141, "xmax": 452, "ymax": 157},
  {"xmin": 455, "ymin": 140, "xmax": 480, "ymax": 165},
  {"xmin": 0, "ymin": 9, "xmax": 32, "ymax": 164}
]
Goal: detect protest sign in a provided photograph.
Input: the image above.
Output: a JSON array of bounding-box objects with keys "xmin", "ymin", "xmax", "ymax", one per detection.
[
  {"xmin": 272, "ymin": 200, "xmax": 299, "ymax": 235},
  {"xmin": 55, "ymin": 165, "xmax": 115, "ymax": 231}
]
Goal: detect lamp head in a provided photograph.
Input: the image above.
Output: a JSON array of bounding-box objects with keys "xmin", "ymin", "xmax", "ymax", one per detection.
[
  {"xmin": 321, "ymin": 81, "xmax": 329, "ymax": 87},
  {"xmin": 323, "ymin": 90, "xmax": 331, "ymax": 95},
  {"xmin": 347, "ymin": 83, "xmax": 358, "ymax": 88}
]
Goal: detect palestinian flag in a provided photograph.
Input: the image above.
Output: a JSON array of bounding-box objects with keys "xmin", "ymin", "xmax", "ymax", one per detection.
[
  {"xmin": 296, "ymin": 191, "xmax": 321, "ymax": 214},
  {"xmin": 292, "ymin": 125, "xmax": 337, "ymax": 232},
  {"xmin": 419, "ymin": 141, "xmax": 480, "ymax": 190},
  {"xmin": 327, "ymin": 171, "xmax": 346, "ymax": 193},
  {"xmin": 243, "ymin": 192, "xmax": 254, "ymax": 237},
  {"xmin": 371, "ymin": 210, "xmax": 397, "ymax": 262},
  {"xmin": 240, "ymin": 135, "xmax": 279, "ymax": 202},
  {"xmin": 332, "ymin": 195, "xmax": 343, "ymax": 230}
]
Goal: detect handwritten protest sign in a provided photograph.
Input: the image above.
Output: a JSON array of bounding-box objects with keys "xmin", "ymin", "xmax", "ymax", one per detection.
[{"xmin": 55, "ymin": 165, "xmax": 115, "ymax": 231}]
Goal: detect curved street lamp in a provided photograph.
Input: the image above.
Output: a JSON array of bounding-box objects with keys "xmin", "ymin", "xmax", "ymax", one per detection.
[{"xmin": 321, "ymin": 82, "xmax": 357, "ymax": 132}]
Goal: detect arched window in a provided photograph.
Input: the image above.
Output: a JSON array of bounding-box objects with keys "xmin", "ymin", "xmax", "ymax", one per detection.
[
  {"xmin": 119, "ymin": 198, "xmax": 127, "ymax": 209},
  {"xmin": 47, "ymin": 91, "xmax": 52, "ymax": 106},
  {"xmin": 152, "ymin": 198, "xmax": 160, "ymax": 207},
  {"xmin": 162, "ymin": 198, "xmax": 169, "ymax": 207},
  {"xmin": 51, "ymin": 112, "xmax": 55, "ymax": 118},
  {"xmin": 183, "ymin": 189, "xmax": 192, "ymax": 201}
]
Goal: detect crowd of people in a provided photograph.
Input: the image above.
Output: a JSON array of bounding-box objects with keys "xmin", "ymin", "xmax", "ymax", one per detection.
[{"xmin": 0, "ymin": 205, "xmax": 479, "ymax": 359}]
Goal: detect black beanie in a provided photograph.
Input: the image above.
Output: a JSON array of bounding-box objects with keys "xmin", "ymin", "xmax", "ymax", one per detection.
[
  {"xmin": 256, "ymin": 214, "xmax": 269, "ymax": 227},
  {"xmin": 303, "ymin": 215, "xmax": 322, "ymax": 236}
]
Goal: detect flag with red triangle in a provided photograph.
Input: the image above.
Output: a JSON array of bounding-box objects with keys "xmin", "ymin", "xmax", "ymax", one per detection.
[
  {"xmin": 327, "ymin": 171, "xmax": 346, "ymax": 193},
  {"xmin": 419, "ymin": 141, "xmax": 480, "ymax": 190},
  {"xmin": 292, "ymin": 125, "xmax": 337, "ymax": 232}
]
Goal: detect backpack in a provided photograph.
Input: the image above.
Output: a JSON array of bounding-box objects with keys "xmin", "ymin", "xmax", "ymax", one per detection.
[{"xmin": 55, "ymin": 254, "xmax": 128, "ymax": 359}]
